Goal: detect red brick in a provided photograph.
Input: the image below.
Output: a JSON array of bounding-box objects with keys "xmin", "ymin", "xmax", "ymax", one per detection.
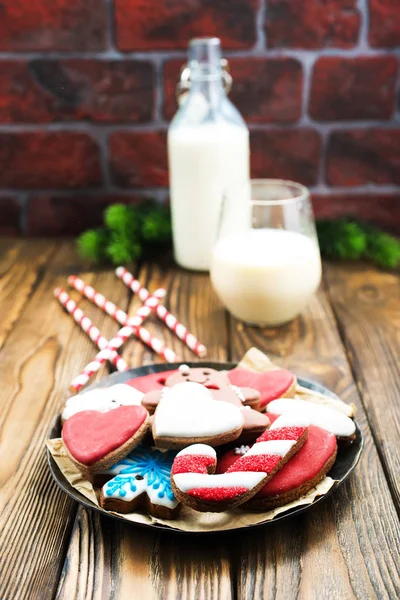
[
  {"xmin": 164, "ymin": 58, "xmax": 303, "ymax": 122},
  {"xmin": 312, "ymin": 193, "xmax": 400, "ymax": 233},
  {"xmin": 369, "ymin": 0, "xmax": 400, "ymax": 47},
  {"xmin": 250, "ymin": 129, "xmax": 322, "ymax": 185},
  {"xmin": 0, "ymin": 60, "xmax": 155, "ymax": 124},
  {"xmin": 109, "ymin": 132, "xmax": 168, "ymax": 188},
  {"xmin": 0, "ymin": 132, "xmax": 102, "ymax": 188},
  {"xmin": 310, "ymin": 57, "xmax": 397, "ymax": 121},
  {"xmin": 0, "ymin": 197, "xmax": 20, "ymax": 235},
  {"xmin": 266, "ymin": 0, "xmax": 360, "ymax": 49},
  {"xmin": 115, "ymin": 0, "xmax": 258, "ymax": 51},
  {"xmin": 26, "ymin": 195, "xmax": 146, "ymax": 235},
  {"xmin": 0, "ymin": 0, "xmax": 107, "ymax": 51},
  {"xmin": 326, "ymin": 129, "xmax": 400, "ymax": 186}
]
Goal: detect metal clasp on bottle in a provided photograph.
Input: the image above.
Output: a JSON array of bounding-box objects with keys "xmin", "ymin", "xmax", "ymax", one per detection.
[{"xmin": 176, "ymin": 58, "xmax": 233, "ymax": 104}]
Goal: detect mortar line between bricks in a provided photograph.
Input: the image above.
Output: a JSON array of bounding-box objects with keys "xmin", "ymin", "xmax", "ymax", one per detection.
[
  {"xmin": 105, "ymin": 0, "xmax": 118, "ymax": 52},
  {"xmin": 0, "ymin": 121, "xmax": 399, "ymax": 134},
  {"xmin": 0, "ymin": 48, "xmax": 399, "ymax": 61},
  {"xmin": 357, "ymin": 0, "xmax": 370, "ymax": 52},
  {"xmin": 254, "ymin": 0, "xmax": 267, "ymax": 52},
  {"xmin": 2, "ymin": 185, "xmax": 400, "ymax": 196}
]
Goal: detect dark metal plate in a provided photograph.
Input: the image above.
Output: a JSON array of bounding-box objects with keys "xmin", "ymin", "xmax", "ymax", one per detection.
[{"xmin": 47, "ymin": 362, "xmax": 363, "ymax": 534}]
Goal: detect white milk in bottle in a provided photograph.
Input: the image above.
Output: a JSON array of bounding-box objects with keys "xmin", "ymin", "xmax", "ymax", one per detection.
[{"xmin": 168, "ymin": 38, "xmax": 249, "ymax": 271}]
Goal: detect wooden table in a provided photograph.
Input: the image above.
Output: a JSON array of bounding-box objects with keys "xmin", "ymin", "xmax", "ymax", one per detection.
[{"xmin": 1, "ymin": 238, "xmax": 399, "ymax": 600}]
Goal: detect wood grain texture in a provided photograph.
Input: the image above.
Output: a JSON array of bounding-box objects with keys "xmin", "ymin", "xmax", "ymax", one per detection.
[
  {"xmin": 0, "ymin": 239, "xmax": 55, "ymax": 351},
  {"xmin": 55, "ymin": 261, "xmax": 233, "ymax": 600},
  {"xmin": 324, "ymin": 263, "xmax": 400, "ymax": 510},
  {"xmin": 230, "ymin": 288, "xmax": 400, "ymax": 600},
  {"xmin": 0, "ymin": 242, "xmax": 131, "ymax": 600}
]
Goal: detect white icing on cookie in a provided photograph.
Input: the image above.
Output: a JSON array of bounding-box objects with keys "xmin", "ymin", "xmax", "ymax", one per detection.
[
  {"xmin": 154, "ymin": 382, "xmax": 244, "ymax": 438},
  {"xmin": 178, "ymin": 364, "xmax": 191, "ymax": 374},
  {"xmin": 267, "ymin": 400, "xmax": 356, "ymax": 437},
  {"xmin": 173, "ymin": 471, "xmax": 265, "ymax": 492},
  {"xmin": 62, "ymin": 384, "xmax": 143, "ymax": 421},
  {"xmin": 234, "ymin": 445, "xmax": 250, "ymax": 455},
  {"xmin": 177, "ymin": 444, "xmax": 217, "ymax": 458},
  {"xmin": 230, "ymin": 385, "xmax": 245, "ymax": 402},
  {"xmin": 244, "ymin": 440, "xmax": 296, "ymax": 457}
]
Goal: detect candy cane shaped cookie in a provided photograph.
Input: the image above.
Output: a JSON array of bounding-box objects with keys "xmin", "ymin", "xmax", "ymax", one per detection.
[{"xmin": 171, "ymin": 419, "xmax": 308, "ymax": 512}]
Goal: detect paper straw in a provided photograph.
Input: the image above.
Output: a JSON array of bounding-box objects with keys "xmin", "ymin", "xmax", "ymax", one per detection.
[
  {"xmin": 69, "ymin": 290, "xmax": 165, "ymax": 392},
  {"xmin": 68, "ymin": 276, "xmax": 177, "ymax": 363},
  {"xmin": 54, "ymin": 288, "xmax": 128, "ymax": 376},
  {"xmin": 115, "ymin": 266, "xmax": 208, "ymax": 358}
]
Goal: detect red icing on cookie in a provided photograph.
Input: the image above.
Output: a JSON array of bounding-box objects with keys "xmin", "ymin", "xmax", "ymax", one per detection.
[
  {"xmin": 257, "ymin": 426, "xmax": 306, "ymax": 442},
  {"xmin": 187, "ymin": 487, "xmax": 248, "ymax": 501},
  {"xmin": 62, "ymin": 406, "xmax": 148, "ymax": 465},
  {"xmin": 227, "ymin": 455, "xmax": 281, "ymax": 473},
  {"xmin": 259, "ymin": 426, "xmax": 336, "ymax": 496},
  {"xmin": 127, "ymin": 370, "xmax": 178, "ymax": 393},
  {"xmin": 172, "ymin": 455, "xmax": 215, "ymax": 475},
  {"xmin": 228, "ymin": 368, "xmax": 295, "ymax": 408}
]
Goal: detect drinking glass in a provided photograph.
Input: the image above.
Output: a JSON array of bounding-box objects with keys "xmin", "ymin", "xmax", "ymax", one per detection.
[{"xmin": 210, "ymin": 179, "xmax": 322, "ymax": 326}]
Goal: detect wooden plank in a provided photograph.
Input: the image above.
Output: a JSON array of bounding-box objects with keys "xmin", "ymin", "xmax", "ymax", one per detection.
[
  {"xmin": 56, "ymin": 262, "xmax": 234, "ymax": 600},
  {"xmin": 324, "ymin": 262, "xmax": 400, "ymax": 509},
  {"xmin": 0, "ymin": 238, "xmax": 56, "ymax": 351},
  {"xmin": 0, "ymin": 242, "xmax": 132, "ymax": 600},
  {"xmin": 230, "ymin": 289, "xmax": 400, "ymax": 600}
]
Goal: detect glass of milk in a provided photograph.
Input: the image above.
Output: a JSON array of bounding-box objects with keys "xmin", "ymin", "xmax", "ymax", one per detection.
[{"xmin": 210, "ymin": 179, "xmax": 322, "ymax": 326}]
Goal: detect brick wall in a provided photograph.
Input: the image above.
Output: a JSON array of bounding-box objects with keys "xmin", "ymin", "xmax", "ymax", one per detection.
[{"xmin": 0, "ymin": 0, "xmax": 399, "ymax": 235}]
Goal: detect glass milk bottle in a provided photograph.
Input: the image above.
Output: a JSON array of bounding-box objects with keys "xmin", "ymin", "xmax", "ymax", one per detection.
[{"xmin": 168, "ymin": 37, "xmax": 250, "ymax": 271}]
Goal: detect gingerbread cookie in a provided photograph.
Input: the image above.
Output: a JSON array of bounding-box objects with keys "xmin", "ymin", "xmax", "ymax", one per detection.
[
  {"xmin": 99, "ymin": 446, "xmax": 180, "ymax": 519},
  {"xmin": 166, "ymin": 365, "xmax": 262, "ymax": 411},
  {"xmin": 266, "ymin": 399, "xmax": 356, "ymax": 441},
  {"xmin": 62, "ymin": 384, "xmax": 144, "ymax": 422},
  {"xmin": 143, "ymin": 366, "xmax": 269, "ymax": 443},
  {"xmin": 227, "ymin": 368, "xmax": 297, "ymax": 410},
  {"xmin": 152, "ymin": 382, "xmax": 245, "ymax": 449},
  {"xmin": 218, "ymin": 421, "xmax": 337, "ymax": 510},
  {"xmin": 171, "ymin": 421, "xmax": 309, "ymax": 512},
  {"xmin": 62, "ymin": 405, "xmax": 150, "ymax": 479}
]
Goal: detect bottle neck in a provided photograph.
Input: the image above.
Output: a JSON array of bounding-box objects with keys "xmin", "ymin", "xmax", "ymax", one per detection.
[
  {"xmin": 187, "ymin": 38, "xmax": 224, "ymax": 107},
  {"xmin": 188, "ymin": 70, "xmax": 224, "ymax": 106}
]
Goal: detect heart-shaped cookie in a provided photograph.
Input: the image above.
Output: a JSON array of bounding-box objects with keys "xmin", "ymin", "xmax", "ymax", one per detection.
[
  {"xmin": 153, "ymin": 382, "xmax": 244, "ymax": 449},
  {"xmin": 62, "ymin": 384, "xmax": 144, "ymax": 422},
  {"xmin": 228, "ymin": 368, "xmax": 296, "ymax": 409},
  {"xmin": 62, "ymin": 405, "xmax": 149, "ymax": 478}
]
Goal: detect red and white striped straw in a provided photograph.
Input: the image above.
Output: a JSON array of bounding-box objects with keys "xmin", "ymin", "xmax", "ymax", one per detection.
[
  {"xmin": 69, "ymin": 290, "xmax": 166, "ymax": 392},
  {"xmin": 68, "ymin": 275, "xmax": 177, "ymax": 363},
  {"xmin": 115, "ymin": 266, "xmax": 208, "ymax": 358},
  {"xmin": 54, "ymin": 288, "xmax": 128, "ymax": 376}
]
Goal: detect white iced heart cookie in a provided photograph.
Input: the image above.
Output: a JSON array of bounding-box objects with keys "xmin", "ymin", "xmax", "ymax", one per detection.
[
  {"xmin": 153, "ymin": 382, "xmax": 245, "ymax": 449},
  {"xmin": 62, "ymin": 384, "xmax": 144, "ymax": 421}
]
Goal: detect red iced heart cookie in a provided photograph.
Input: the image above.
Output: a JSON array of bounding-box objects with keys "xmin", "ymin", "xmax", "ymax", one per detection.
[
  {"xmin": 228, "ymin": 368, "xmax": 296, "ymax": 409},
  {"xmin": 127, "ymin": 370, "xmax": 178, "ymax": 394},
  {"xmin": 218, "ymin": 423, "xmax": 337, "ymax": 510},
  {"xmin": 62, "ymin": 405, "xmax": 149, "ymax": 478}
]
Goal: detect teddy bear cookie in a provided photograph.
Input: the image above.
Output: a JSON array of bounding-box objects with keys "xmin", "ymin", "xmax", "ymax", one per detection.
[
  {"xmin": 171, "ymin": 418, "xmax": 309, "ymax": 512},
  {"xmin": 217, "ymin": 420, "xmax": 338, "ymax": 510},
  {"xmin": 62, "ymin": 405, "xmax": 150, "ymax": 480},
  {"xmin": 152, "ymin": 382, "xmax": 246, "ymax": 449},
  {"xmin": 62, "ymin": 384, "xmax": 144, "ymax": 422},
  {"xmin": 99, "ymin": 445, "xmax": 180, "ymax": 519},
  {"xmin": 227, "ymin": 367, "xmax": 297, "ymax": 410}
]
